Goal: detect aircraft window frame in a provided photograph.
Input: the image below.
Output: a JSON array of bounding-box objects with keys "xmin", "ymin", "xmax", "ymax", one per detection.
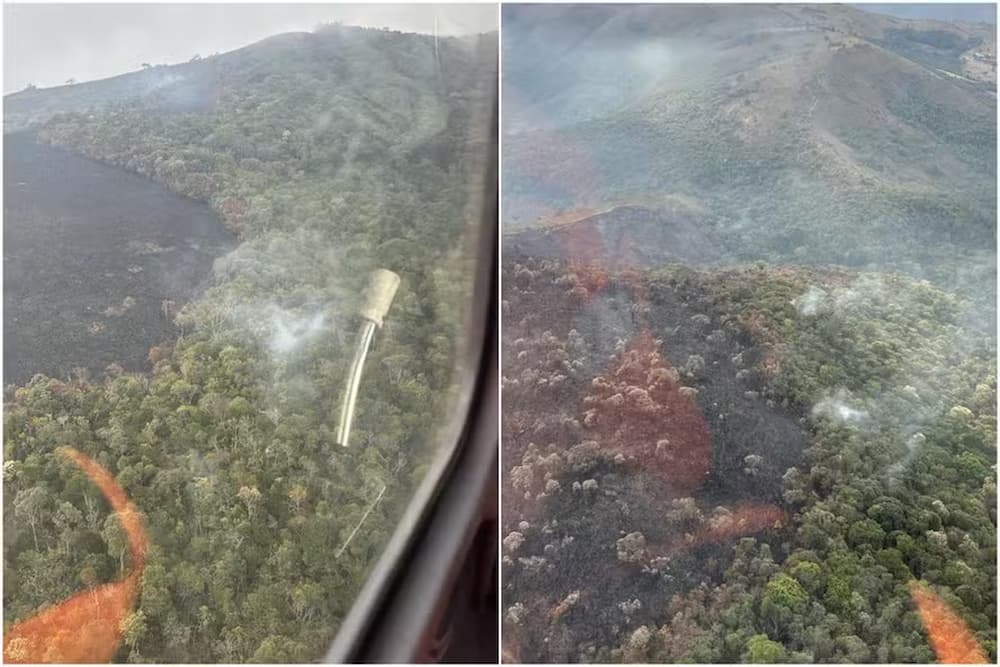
[{"xmin": 324, "ymin": 98, "xmax": 498, "ymax": 663}]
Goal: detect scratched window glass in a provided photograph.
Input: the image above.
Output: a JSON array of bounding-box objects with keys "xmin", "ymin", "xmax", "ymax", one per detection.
[
  {"xmin": 3, "ymin": 4, "xmax": 495, "ymax": 663},
  {"xmin": 501, "ymin": 4, "xmax": 995, "ymax": 664}
]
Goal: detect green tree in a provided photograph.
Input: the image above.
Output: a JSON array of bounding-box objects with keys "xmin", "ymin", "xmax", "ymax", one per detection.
[{"xmin": 745, "ymin": 634, "xmax": 786, "ymax": 663}]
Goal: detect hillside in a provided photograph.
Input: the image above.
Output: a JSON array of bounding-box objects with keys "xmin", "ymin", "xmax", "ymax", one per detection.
[
  {"xmin": 502, "ymin": 4, "xmax": 995, "ymax": 303},
  {"xmin": 505, "ymin": 203, "xmax": 719, "ymax": 269},
  {"xmin": 4, "ymin": 132, "xmax": 236, "ymax": 385},
  {"xmin": 501, "ymin": 5, "xmax": 996, "ymax": 664},
  {"xmin": 4, "ymin": 24, "xmax": 495, "ymax": 663},
  {"xmin": 502, "ymin": 258, "xmax": 996, "ymax": 663}
]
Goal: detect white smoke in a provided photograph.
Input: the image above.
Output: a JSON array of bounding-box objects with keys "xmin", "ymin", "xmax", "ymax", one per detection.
[
  {"xmin": 269, "ymin": 310, "xmax": 326, "ymax": 354},
  {"xmin": 628, "ymin": 42, "xmax": 676, "ymax": 78},
  {"xmin": 141, "ymin": 71, "xmax": 185, "ymax": 94},
  {"xmin": 811, "ymin": 388, "xmax": 868, "ymax": 425},
  {"xmin": 886, "ymin": 431, "xmax": 926, "ymax": 483},
  {"xmin": 792, "ymin": 276, "xmax": 907, "ymax": 318},
  {"xmin": 792, "ymin": 286, "xmax": 827, "ymax": 316}
]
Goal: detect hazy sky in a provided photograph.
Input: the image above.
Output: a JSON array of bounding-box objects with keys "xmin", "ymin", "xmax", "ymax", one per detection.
[
  {"xmin": 855, "ymin": 3, "xmax": 996, "ymax": 24},
  {"xmin": 3, "ymin": 3, "xmax": 497, "ymax": 94}
]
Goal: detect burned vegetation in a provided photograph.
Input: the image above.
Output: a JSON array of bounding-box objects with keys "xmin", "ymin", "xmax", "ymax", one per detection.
[
  {"xmin": 502, "ymin": 258, "xmax": 808, "ymax": 661},
  {"xmin": 501, "ymin": 258, "xmax": 995, "ymax": 663}
]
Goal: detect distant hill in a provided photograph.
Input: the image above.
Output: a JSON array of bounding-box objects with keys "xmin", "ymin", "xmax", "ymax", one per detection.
[
  {"xmin": 502, "ymin": 4, "xmax": 995, "ymax": 302},
  {"xmin": 5, "ymin": 27, "xmax": 493, "ymax": 141}
]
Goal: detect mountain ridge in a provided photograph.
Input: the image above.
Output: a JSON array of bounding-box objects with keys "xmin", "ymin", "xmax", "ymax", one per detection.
[
  {"xmin": 5, "ymin": 25, "xmax": 495, "ymax": 133},
  {"xmin": 502, "ymin": 4, "xmax": 995, "ymax": 304}
]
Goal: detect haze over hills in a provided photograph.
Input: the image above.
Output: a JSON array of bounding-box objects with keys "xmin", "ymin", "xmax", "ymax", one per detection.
[
  {"xmin": 2, "ymin": 3, "xmax": 498, "ymax": 94},
  {"xmin": 857, "ymin": 4, "xmax": 996, "ymax": 25},
  {"xmin": 6, "ymin": 26, "xmax": 492, "ymax": 141},
  {"xmin": 501, "ymin": 5, "xmax": 995, "ymax": 663},
  {"xmin": 502, "ymin": 4, "xmax": 996, "ymax": 305}
]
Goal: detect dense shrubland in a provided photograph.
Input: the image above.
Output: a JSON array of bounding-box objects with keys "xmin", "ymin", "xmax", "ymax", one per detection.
[
  {"xmin": 501, "ymin": 259, "xmax": 995, "ymax": 663},
  {"xmin": 4, "ymin": 25, "xmax": 494, "ymax": 662}
]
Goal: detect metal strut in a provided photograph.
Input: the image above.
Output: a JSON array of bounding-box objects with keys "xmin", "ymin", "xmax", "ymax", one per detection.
[{"xmin": 336, "ymin": 269, "xmax": 400, "ymax": 447}]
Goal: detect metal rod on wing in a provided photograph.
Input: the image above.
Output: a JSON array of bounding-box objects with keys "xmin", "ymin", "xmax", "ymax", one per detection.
[{"xmin": 336, "ymin": 269, "xmax": 401, "ymax": 447}]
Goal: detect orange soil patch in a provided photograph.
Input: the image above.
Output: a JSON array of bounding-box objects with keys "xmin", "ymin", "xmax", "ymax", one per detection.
[
  {"xmin": 3, "ymin": 447, "xmax": 147, "ymax": 663},
  {"xmin": 570, "ymin": 264, "xmax": 612, "ymax": 298},
  {"xmin": 910, "ymin": 582, "xmax": 989, "ymax": 664},
  {"xmin": 581, "ymin": 330, "xmax": 712, "ymax": 495},
  {"xmin": 3, "ymin": 577, "xmax": 141, "ymax": 663},
  {"xmin": 657, "ymin": 503, "xmax": 787, "ymax": 556}
]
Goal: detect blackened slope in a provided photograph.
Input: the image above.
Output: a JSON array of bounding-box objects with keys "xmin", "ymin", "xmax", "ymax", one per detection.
[
  {"xmin": 501, "ymin": 260, "xmax": 808, "ymax": 661},
  {"xmin": 3, "ymin": 132, "xmax": 235, "ymax": 384}
]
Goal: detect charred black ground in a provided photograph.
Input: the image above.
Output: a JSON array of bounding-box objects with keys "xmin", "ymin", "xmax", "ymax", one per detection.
[
  {"xmin": 3, "ymin": 132, "xmax": 236, "ymax": 385},
  {"xmin": 502, "ymin": 259, "xmax": 811, "ymax": 661}
]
